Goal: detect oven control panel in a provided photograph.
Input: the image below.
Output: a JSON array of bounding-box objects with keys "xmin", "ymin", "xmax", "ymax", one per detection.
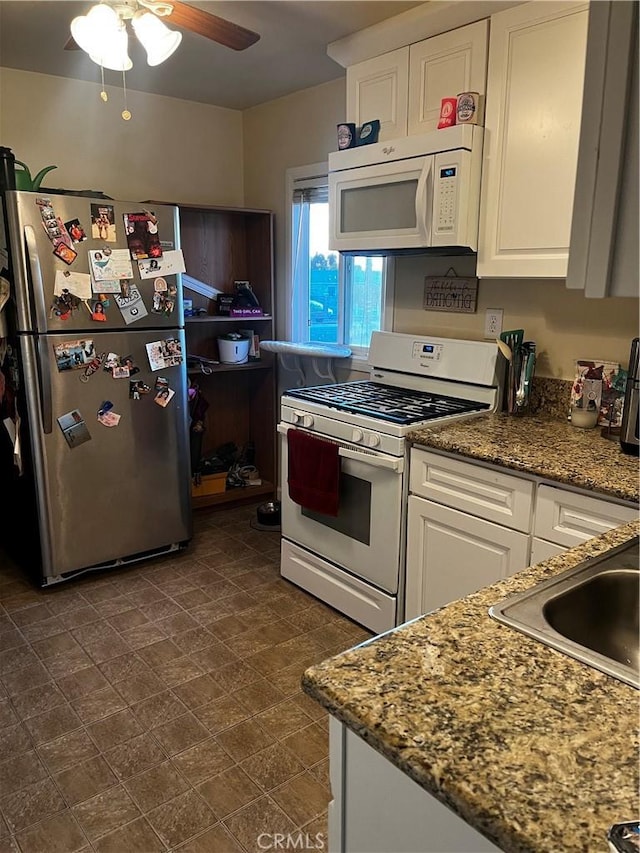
[
  {"xmin": 280, "ymin": 405, "xmax": 405, "ymax": 457},
  {"xmin": 412, "ymin": 342, "xmax": 443, "ymax": 361}
]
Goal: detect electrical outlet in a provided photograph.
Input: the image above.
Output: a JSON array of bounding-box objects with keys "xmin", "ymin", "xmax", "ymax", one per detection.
[{"xmin": 484, "ymin": 308, "xmax": 503, "ymax": 338}]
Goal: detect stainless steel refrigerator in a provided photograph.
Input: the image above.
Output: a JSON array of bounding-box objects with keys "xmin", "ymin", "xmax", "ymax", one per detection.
[{"xmin": 0, "ymin": 190, "xmax": 192, "ymax": 586}]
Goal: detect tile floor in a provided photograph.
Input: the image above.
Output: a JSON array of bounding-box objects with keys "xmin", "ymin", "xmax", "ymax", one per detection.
[{"xmin": 0, "ymin": 502, "xmax": 372, "ymax": 853}]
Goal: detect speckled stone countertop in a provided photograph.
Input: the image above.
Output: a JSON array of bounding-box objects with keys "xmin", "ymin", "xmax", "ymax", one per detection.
[
  {"xmin": 303, "ymin": 520, "xmax": 640, "ymax": 853},
  {"xmin": 407, "ymin": 412, "xmax": 639, "ymax": 504}
]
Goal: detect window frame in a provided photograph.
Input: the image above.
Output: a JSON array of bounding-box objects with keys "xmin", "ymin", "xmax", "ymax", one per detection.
[{"xmin": 285, "ymin": 162, "xmax": 394, "ymax": 360}]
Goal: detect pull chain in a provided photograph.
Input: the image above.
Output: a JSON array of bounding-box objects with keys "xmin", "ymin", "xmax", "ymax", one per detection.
[
  {"xmin": 121, "ymin": 70, "xmax": 131, "ymax": 121},
  {"xmin": 100, "ymin": 64, "xmax": 108, "ymax": 102}
]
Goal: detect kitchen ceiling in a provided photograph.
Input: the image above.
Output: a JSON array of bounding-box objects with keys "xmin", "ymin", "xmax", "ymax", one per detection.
[{"xmin": 0, "ymin": 1, "xmax": 424, "ymax": 110}]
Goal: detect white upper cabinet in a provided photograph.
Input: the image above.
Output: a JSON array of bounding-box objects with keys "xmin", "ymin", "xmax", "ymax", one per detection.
[
  {"xmin": 346, "ymin": 47, "xmax": 409, "ymax": 142},
  {"xmin": 477, "ymin": 1, "xmax": 589, "ymax": 278},
  {"xmin": 407, "ymin": 20, "xmax": 489, "ymax": 136},
  {"xmin": 345, "ymin": 21, "xmax": 489, "ymax": 143}
]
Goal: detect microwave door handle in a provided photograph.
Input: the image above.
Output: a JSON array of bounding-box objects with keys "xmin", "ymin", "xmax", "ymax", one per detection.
[{"xmin": 415, "ymin": 157, "xmax": 433, "ymax": 242}]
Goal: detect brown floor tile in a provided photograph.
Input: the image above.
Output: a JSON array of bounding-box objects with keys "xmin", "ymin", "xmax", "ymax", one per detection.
[
  {"xmin": 152, "ymin": 712, "xmax": 209, "ymax": 756},
  {"xmin": 172, "ymin": 674, "xmax": 225, "ymax": 710},
  {"xmin": 2, "ymin": 661, "xmax": 51, "ymax": 697},
  {"xmin": 97, "ymin": 652, "xmax": 149, "ymax": 685},
  {"xmin": 8, "ymin": 603, "xmax": 52, "ymax": 625},
  {"xmin": 120, "ymin": 623, "xmax": 168, "ymax": 650},
  {"xmin": 0, "ymin": 645, "xmax": 40, "ymax": 676},
  {"xmin": 43, "ymin": 649, "xmax": 94, "ymax": 680},
  {"xmin": 92, "ymin": 596, "xmax": 136, "ymax": 619},
  {"xmin": 114, "ymin": 668, "xmax": 164, "ymax": 705},
  {"xmin": 146, "ymin": 789, "xmax": 217, "ymax": 849},
  {"xmin": 53, "ymin": 755, "xmax": 117, "ymax": 806},
  {"xmin": 232, "ymin": 678, "xmax": 285, "ymax": 714},
  {"xmin": 158, "ymin": 612, "xmax": 199, "ymax": 637},
  {"xmin": 0, "ymin": 750, "xmax": 48, "ymax": 797},
  {"xmin": 70, "ymin": 621, "xmax": 119, "ymax": 646},
  {"xmin": 0, "ymin": 701, "xmax": 17, "ymax": 731},
  {"xmin": 174, "ymin": 823, "xmax": 245, "ymax": 853},
  {"xmin": 10, "ymin": 682, "xmax": 65, "ymax": 721},
  {"xmin": 240, "ymin": 743, "xmax": 306, "ymax": 792},
  {"xmin": 302, "ymin": 812, "xmax": 328, "ymax": 846},
  {"xmin": 308, "ymin": 758, "xmax": 330, "ymax": 790},
  {"xmin": 20, "ymin": 617, "xmax": 68, "ymax": 645},
  {"xmin": 137, "ymin": 638, "xmax": 182, "ymax": 668},
  {"xmin": 193, "ymin": 696, "xmax": 249, "ymax": 735},
  {"xmin": 31, "ymin": 632, "xmax": 79, "ymax": 661},
  {"xmin": 212, "ymin": 662, "xmax": 261, "ymax": 694},
  {"xmin": 173, "ymin": 589, "xmax": 211, "ymax": 610},
  {"xmin": 14, "ymin": 811, "xmax": 87, "ymax": 853},
  {"xmin": 59, "ymin": 606, "xmax": 101, "ymax": 631},
  {"xmin": 138, "ymin": 598, "xmax": 182, "ymax": 622},
  {"xmin": 198, "ymin": 765, "xmax": 261, "ymax": 819},
  {"xmin": 131, "ymin": 689, "xmax": 187, "ymax": 729},
  {"xmin": 71, "ymin": 686, "xmax": 127, "ymax": 725},
  {"xmin": 173, "ymin": 627, "xmax": 217, "ymax": 655},
  {"xmin": 255, "ymin": 698, "xmax": 314, "ymax": 741},
  {"xmin": 281, "ymin": 723, "xmax": 328, "ymax": 768},
  {"xmin": 216, "ymin": 719, "xmax": 274, "ymax": 763},
  {"xmin": 268, "ymin": 663, "xmax": 308, "ymax": 698},
  {"xmin": 245, "ymin": 646, "xmax": 297, "ymax": 677},
  {"xmin": 93, "ymin": 816, "xmax": 164, "ymax": 853},
  {"xmin": 291, "ymin": 691, "xmax": 327, "ymax": 722},
  {"xmin": 172, "ymin": 737, "xmax": 233, "ymax": 785},
  {"xmin": 71, "ymin": 785, "xmax": 141, "ymax": 844},
  {"xmin": 87, "ymin": 708, "xmax": 143, "ymax": 751},
  {"xmin": 271, "ymin": 771, "xmax": 329, "ymax": 827},
  {"xmin": 55, "ymin": 666, "xmax": 109, "ymax": 702},
  {"xmin": 0, "ymin": 627, "xmax": 25, "ymax": 653},
  {"xmin": 102, "ymin": 731, "xmax": 166, "ymax": 781},
  {"xmin": 190, "ymin": 643, "xmax": 239, "ymax": 673},
  {"xmin": 23, "ymin": 703, "xmax": 82, "ymax": 746},
  {"xmin": 0, "ymin": 777, "xmax": 66, "ymax": 834},
  {"xmin": 124, "ymin": 760, "xmax": 189, "ymax": 811},
  {"xmin": 84, "ymin": 634, "xmax": 131, "ymax": 666},
  {"xmin": 154, "ymin": 655, "xmax": 204, "ymax": 687},
  {"xmin": 206, "ymin": 615, "xmax": 250, "ymax": 640},
  {"xmin": 222, "ymin": 795, "xmax": 296, "ymax": 853},
  {"xmin": 36, "ymin": 729, "xmax": 98, "ymax": 774},
  {"xmin": 126, "ymin": 587, "xmax": 168, "ymax": 608},
  {"xmin": 107, "ymin": 608, "xmax": 149, "ymax": 634}
]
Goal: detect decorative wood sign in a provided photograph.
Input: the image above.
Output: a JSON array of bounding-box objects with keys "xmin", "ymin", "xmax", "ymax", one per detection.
[{"xmin": 423, "ymin": 272, "xmax": 478, "ymax": 314}]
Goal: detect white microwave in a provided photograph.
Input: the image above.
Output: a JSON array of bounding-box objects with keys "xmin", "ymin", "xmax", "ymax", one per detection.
[{"xmin": 328, "ymin": 125, "xmax": 483, "ymax": 255}]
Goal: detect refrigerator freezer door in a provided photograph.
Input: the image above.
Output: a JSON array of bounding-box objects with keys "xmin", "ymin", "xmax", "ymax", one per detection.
[
  {"xmin": 22, "ymin": 328, "xmax": 192, "ymax": 582},
  {"xmin": 4, "ymin": 190, "xmax": 183, "ymax": 334}
]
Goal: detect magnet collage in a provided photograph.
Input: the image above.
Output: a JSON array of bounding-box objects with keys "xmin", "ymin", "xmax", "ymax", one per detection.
[{"xmin": 39, "ymin": 197, "xmax": 187, "ymax": 449}]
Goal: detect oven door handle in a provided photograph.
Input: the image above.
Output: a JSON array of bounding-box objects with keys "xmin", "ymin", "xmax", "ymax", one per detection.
[
  {"xmin": 278, "ymin": 423, "xmax": 404, "ymax": 473},
  {"xmin": 338, "ymin": 447, "xmax": 404, "ymax": 473}
]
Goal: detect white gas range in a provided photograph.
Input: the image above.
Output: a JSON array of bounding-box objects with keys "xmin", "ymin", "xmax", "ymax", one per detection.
[{"xmin": 278, "ymin": 331, "xmax": 502, "ymax": 632}]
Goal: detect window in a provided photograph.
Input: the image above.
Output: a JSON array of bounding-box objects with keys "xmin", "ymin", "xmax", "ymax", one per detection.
[{"xmin": 286, "ymin": 163, "xmax": 392, "ymax": 357}]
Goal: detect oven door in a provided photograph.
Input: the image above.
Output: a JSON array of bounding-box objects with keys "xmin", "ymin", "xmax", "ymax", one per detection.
[{"xmin": 279, "ymin": 425, "xmax": 404, "ymax": 593}]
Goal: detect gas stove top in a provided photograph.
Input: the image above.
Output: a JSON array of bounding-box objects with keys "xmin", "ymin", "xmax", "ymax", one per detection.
[{"xmin": 285, "ymin": 381, "xmax": 490, "ymax": 425}]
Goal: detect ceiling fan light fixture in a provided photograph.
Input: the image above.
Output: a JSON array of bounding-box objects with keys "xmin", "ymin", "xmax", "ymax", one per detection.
[
  {"xmin": 70, "ymin": 4, "xmax": 120, "ymax": 55},
  {"xmin": 132, "ymin": 10, "xmax": 182, "ymax": 66},
  {"xmin": 89, "ymin": 23, "xmax": 132, "ymax": 72}
]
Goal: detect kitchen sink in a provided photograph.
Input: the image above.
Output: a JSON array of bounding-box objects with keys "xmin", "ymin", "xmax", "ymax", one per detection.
[{"xmin": 489, "ymin": 537, "xmax": 639, "ymax": 689}]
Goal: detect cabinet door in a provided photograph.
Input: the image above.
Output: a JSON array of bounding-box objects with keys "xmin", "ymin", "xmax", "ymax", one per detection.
[
  {"xmin": 335, "ymin": 723, "xmax": 501, "ymax": 853},
  {"xmin": 530, "ymin": 536, "xmax": 565, "ymax": 564},
  {"xmin": 346, "ymin": 47, "xmax": 409, "ymax": 141},
  {"xmin": 477, "ymin": 1, "xmax": 589, "ymax": 278},
  {"xmin": 534, "ymin": 484, "xmax": 638, "ymax": 548},
  {"xmin": 408, "ymin": 20, "xmax": 489, "ymax": 136},
  {"xmin": 405, "ymin": 495, "xmax": 530, "ymax": 620}
]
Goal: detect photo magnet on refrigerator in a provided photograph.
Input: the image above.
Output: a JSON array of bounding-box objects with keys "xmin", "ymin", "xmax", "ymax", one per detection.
[{"xmin": 57, "ymin": 410, "xmax": 92, "ymax": 448}]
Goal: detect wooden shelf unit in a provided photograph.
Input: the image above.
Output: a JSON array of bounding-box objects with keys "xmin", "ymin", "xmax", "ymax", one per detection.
[{"xmin": 163, "ymin": 202, "xmax": 277, "ymax": 510}]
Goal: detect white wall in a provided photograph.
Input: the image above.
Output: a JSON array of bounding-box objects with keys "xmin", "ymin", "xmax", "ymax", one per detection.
[{"xmin": 0, "ymin": 68, "xmax": 244, "ymax": 206}]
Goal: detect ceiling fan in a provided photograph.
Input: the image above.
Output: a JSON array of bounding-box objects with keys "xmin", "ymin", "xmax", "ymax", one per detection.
[{"xmin": 65, "ymin": 0, "xmax": 261, "ymax": 55}]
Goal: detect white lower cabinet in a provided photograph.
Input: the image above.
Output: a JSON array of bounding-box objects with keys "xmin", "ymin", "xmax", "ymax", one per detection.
[
  {"xmin": 329, "ymin": 718, "xmax": 501, "ymax": 853},
  {"xmin": 405, "ymin": 496, "xmax": 529, "ymax": 620},
  {"xmin": 405, "ymin": 448, "xmax": 638, "ymax": 621}
]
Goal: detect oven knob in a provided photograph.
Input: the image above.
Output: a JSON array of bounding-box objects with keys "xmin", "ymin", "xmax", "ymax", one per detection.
[
  {"xmin": 368, "ymin": 433, "xmax": 381, "ymax": 448},
  {"xmin": 302, "ymin": 414, "xmax": 314, "ymax": 428},
  {"xmin": 352, "ymin": 429, "xmax": 364, "ymax": 443},
  {"xmin": 291, "ymin": 411, "xmax": 302, "ymax": 424}
]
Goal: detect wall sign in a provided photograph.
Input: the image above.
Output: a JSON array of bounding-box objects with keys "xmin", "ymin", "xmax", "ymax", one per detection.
[{"xmin": 423, "ymin": 271, "xmax": 478, "ymax": 314}]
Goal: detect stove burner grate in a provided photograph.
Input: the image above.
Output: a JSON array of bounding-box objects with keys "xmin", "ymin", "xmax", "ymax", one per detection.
[{"xmin": 286, "ymin": 381, "xmax": 489, "ymax": 425}]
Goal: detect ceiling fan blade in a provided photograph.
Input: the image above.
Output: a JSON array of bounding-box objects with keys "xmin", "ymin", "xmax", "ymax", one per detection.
[
  {"xmin": 165, "ymin": 1, "xmax": 260, "ymax": 51},
  {"xmin": 64, "ymin": 35, "xmax": 80, "ymax": 50}
]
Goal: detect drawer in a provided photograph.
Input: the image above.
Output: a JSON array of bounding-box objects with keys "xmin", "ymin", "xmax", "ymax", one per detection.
[
  {"xmin": 409, "ymin": 449, "xmax": 534, "ymax": 532},
  {"xmin": 534, "ymin": 484, "xmax": 638, "ymax": 548}
]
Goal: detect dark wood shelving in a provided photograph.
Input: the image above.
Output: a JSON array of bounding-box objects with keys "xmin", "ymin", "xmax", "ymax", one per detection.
[
  {"xmin": 176, "ymin": 203, "xmax": 277, "ymax": 511},
  {"xmin": 192, "ymin": 480, "xmax": 275, "ymax": 510}
]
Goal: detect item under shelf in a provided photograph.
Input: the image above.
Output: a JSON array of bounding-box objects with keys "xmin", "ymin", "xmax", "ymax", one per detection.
[{"xmin": 191, "ymin": 480, "xmax": 275, "ymax": 510}]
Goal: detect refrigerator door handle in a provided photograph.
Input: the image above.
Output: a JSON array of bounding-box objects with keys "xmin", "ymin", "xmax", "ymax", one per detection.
[
  {"xmin": 24, "ymin": 225, "xmax": 49, "ymax": 333},
  {"xmin": 36, "ymin": 336, "xmax": 53, "ymax": 434}
]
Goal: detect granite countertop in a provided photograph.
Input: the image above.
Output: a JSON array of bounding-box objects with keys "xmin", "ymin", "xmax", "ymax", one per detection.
[
  {"xmin": 303, "ymin": 519, "xmax": 640, "ymax": 853},
  {"xmin": 407, "ymin": 412, "xmax": 639, "ymax": 504}
]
